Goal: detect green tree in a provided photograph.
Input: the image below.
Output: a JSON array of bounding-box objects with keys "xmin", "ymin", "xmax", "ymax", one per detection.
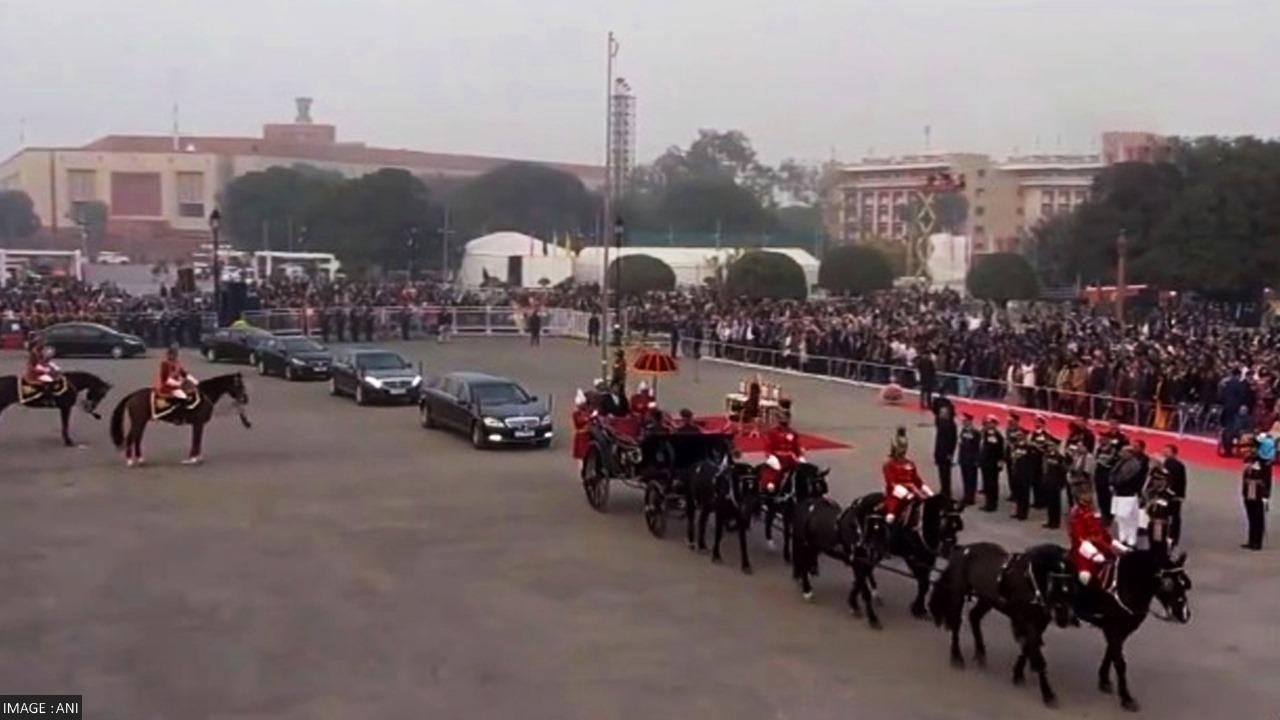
[
  {"xmin": 450, "ymin": 162, "xmax": 596, "ymax": 238},
  {"xmin": 967, "ymin": 252, "xmax": 1039, "ymax": 303},
  {"xmin": 0, "ymin": 190, "xmax": 40, "ymax": 242},
  {"xmin": 309, "ymin": 168, "xmax": 437, "ymax": 272},
  {"xmin": 608, "ymin": 254, "xmax": 677, "ymax": 295},
  {"xmin": 819, "ymin": 244, "xmax": 895, "ymax": 294},
  {"xmin": 725, "ymin": 250, "xmax": 808, "ymax": 299},
  {"xmin": 222, "ymin": 165, "xmax": 340, "ymax": 251}
]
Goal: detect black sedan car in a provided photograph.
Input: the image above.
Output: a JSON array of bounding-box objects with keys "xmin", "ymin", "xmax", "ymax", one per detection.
[
  {"xmin": 254, "ymin": 336, "xmax": 332, "ymax": 380},
  {"xmin": 329, "ymin": 349, "xmax": 422, "ymax": 405},
  {"xmin": 37, "ymin": 322, "xmax": 146, "ymax": 359},
  {"xmin": 200, "ymin": 327, "xmax": 273, "ymax": 364},
  {"xmin": 419, "ymin": 371, "xmax": 552, "ymax": 449}
]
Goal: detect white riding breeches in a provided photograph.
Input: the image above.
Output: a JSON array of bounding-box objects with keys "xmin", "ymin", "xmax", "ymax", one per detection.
[{"xmin": 1111, "ymin": 496, "xmax": 1140, "ymax": 546}]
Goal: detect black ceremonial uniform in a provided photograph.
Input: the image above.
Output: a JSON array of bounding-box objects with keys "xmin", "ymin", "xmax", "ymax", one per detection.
[
  {"xmin": 1028, "ymin": 428, "xmax": 1055, "ymax": 508},
  {"xmin": 1094, "ymin": 429, "xmax": 1128, "ymax": 524},
  {"xmin": 1009, "ymin": 429, "xmax": 1035, "ymax": 520},
  {"xmin": 979, "ymin": 426, "xmax": 1005, "ymax": 512},
  {"xmin": 1042, "ymin": 443, "xmax": 1068, "ymax": 529},
  {"xmin": 958, "ymin": 423, "xmax": 981, "ymax": 506},
  {"xmin": 1242, "ymin": 455, "xmax": 1271, "ymax": 550}
]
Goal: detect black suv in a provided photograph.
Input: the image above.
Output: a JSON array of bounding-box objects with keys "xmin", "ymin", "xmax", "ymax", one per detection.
[
  {"xmin": 419, "ymin": 371, "xmax": 552, "ymax": 448},
  {"xmin": 254, "ymin": 336, "xmax": 332, "ymax": 380}
]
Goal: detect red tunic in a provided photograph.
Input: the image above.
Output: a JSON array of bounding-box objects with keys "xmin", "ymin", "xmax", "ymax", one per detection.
[
  {"xmin": 24, "ymin": 348, "xmax": 51, "ymax": 383},
  {"xmin": 571, "ymin": 408, "xmax": 592, "ymax": 460},
  {"xmin": 629, "ymin": 393, "xmax": 653, "ymax": 415},
  {"xmin": 1068, "ymin": 504, "xmax": 1116, "ymax": 578},
  {"xmin": 759, "ymin": 426, "xmax": 804, "ymax": 492},
  {"xmin": 154, "ymin": 358, "xmax": 187, "ymax": 397},
  {"xmin": 882, "ymin": 457, "xmax": 927, "ymax": 517}
]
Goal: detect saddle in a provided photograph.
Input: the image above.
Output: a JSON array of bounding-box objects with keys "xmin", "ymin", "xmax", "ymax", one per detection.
[
  {"xmin": 18, "ymin": 376, "xmax": 69, "ymax": 406},
  {"xmin": 151, "ymin": 390, "xmax": 201, "ymax": 420}
]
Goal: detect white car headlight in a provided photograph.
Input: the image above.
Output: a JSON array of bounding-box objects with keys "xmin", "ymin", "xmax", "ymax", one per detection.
[
  {"xmin": 290, "ymin": 357, "xmax": 306, "ymax": 366},
  {"xmin": 364, "ymin": 376, "xmax": 384, "ymax": 388},
  {"xmin": 483, "ymin": 417, "xmax": 505, "ymax": 429},
  {"xmin": 411, "ymin": 375, "xmax": 422, "ymax": 386}
]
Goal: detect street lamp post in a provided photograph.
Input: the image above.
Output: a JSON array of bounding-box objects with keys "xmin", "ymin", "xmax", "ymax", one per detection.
[
  {"xmin": 406, "ymin": 226, "xmax": 420, "ymax": 280},
  {"xmin": 208, "ymin": 208, "xmax": 222, "ymax": 326},
  {"xmin": 612, "ymin": 215, "xmax": 624, "ymax": 346}
]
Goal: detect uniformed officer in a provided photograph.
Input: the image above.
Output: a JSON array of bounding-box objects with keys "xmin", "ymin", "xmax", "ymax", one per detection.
[
  {"xmin": 1042, "ymin": 437, "xmax": 1068, "ymax": 529},
  {"xmin": 957, "ymin": 412, "xmax": 981, "ymax": 506},
  {"xmin": 1028, "ymin": 415, "xmax": 1055, "ymax": 509},
  {"xmin": 1009, "ymin": 424, "xmax": 1035, "ymax": 520},
  {"xmin": 1094, "ymin": 418, "xmax": 1128, "ymax": 525},
  {"xmin": 933, "ymin": 397, "xmax": 958, "ymax": 499},
  {"xmin": 1142, "ymin": 464, "xmax": 1179, "ymax": 556},
  {"xmin": 1242, "ymin": 437, "xmax": 1271, "ymax": 551},
  {"xmin": 1005, "ymin": 411, "xmax": 1025, "ymax": 502},
  {"xmin": 979, "ymin": 415, "xmax": 1005, "ymax": 512}
]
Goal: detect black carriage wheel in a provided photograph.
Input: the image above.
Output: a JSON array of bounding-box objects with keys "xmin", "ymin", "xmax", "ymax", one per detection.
[
  {"xmin": 644, "ymin": 481, "xmax": 668, "ymax": 538},
  {"xmin": 582, "ymin": 449, "xmax": 609, "ymax": 512}
]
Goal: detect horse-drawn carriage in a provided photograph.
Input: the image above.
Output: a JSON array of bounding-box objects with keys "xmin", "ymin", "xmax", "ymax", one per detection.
[{"xmin": 579, "ymin": 414, "xmax": 736, "ymax": 537}]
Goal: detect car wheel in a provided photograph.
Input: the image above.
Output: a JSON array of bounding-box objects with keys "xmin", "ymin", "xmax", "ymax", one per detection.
[
  {"xmin": 329, "ymin": 377, "xmax": 341, "ymax": 396},
  {"xmin": 420, "ymin": 403, "xmax": 436, "ymax": 429},
  {"xmin": 205, "ymin": 347, "xmax": 218, "ymax": 362},
  {"xmin": 284, "ymin": 365, "xmax": 295, "ymax": 382},
  {"xmin": 111, "ymin": 345, "xmax": 125, "ymax": 360},
  {"xmin": 257, "ymin": 359, "xmax": 268, "ymax": 376},
  {"xmin": 471, "ymin": 422, "xmax": 487, "ymax": 449},
  {"xmin": 355, "ymin": 384, "xmax": 367, "ymax": 406}
]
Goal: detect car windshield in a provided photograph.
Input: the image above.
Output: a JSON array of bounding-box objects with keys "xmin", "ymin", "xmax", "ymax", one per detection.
[
  {"xmin": 472, "ymin": 382, "xmax": 531, "ymax": 406},
  {"xmin": 282, "ymin": 338, "xmax": 323, "ymax": 353},
  {"xmin": 357, "ymin": 352, "xmax": 408, "ymax": 370}
]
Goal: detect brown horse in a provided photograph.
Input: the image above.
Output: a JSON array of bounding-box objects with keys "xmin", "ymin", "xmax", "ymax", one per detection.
[{"xmin": 109, "ymin": 372, "xmax": 251, "ymax": 465}]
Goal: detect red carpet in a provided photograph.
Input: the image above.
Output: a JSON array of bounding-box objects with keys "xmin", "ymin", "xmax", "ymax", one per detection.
[
  {"xmin": 889, "ymin": 398, "xmax": 1239, "ymax": 472},
  {"xmin": 694, "ymin": 416, "xmax": 850, "ymax": 455}
]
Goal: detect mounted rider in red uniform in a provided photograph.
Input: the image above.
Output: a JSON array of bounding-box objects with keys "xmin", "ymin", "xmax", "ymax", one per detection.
[
  {"xmin": 24, "ymin": 337, "xmax": 60, "ymax": 390},
  {"xmin": 571, "ymin": 388, "xmax": 592, "ymax": 461},
  {"xmin": 154, "ymin": 344, "xmax": 197, "ymax": 405},
  {"xmin": 759, "ymin": 412, "xmax": 805, "ymax": 493},
  {"xmin": 1068, "ymin": 476, "xmax": 1126, "ymax": 588},
  {"xmin": 882, "ymin": 428, "xmax": 933, "ymax": 525}
]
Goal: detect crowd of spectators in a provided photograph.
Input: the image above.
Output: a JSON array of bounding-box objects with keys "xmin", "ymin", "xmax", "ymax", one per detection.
[{"xmin": 5, "ymin": 275, "xmax": 1278, "ymax": 447}]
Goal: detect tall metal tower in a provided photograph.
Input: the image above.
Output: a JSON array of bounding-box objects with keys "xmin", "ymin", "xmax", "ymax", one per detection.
[{"xmin": 610, "ymin": 77, "xmax": 636, "ymax": 196}]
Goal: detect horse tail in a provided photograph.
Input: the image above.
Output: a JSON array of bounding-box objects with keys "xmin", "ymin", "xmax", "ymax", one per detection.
[
  {"xmin": 110, "ymin": 394, "xmax": 131, "ymax": 448},
  {"xmin": 929, "ymin": 548, "xmax": 962, "ymax": 628}
]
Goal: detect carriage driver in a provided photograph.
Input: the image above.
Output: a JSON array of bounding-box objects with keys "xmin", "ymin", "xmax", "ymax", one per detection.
[
  {"xmin": 570, "ymin": 389, "xmax": 592, "ymax": 461},
  {"xmin": 882, "ymin": 428, "xmax": 933, "ymax": 525},
  {"xmin": 759, "ymin": 411, "xmax": 805, "ymax": 493},
  {"xmin": 24, "ymin": 336, "xmax": 61, "ymax": 390},
  {"xmin": 1068, "ymin": 475, "xmax": 1127, "ymax": 589},
  {"xmin": 155, "ymin": 344, "xmax": 198, "ymax": 403}
]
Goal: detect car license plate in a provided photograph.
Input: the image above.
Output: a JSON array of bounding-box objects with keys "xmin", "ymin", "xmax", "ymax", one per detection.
[
  {"xmin": 514, "ymin": 430, "xmax": 535, "ymax": 438},
  {"xmin": 388, "ymin": 388, "xmax": 405, "ymax": 395}
]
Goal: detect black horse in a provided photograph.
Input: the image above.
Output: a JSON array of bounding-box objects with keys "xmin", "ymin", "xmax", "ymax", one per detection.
[
  {"xmin": 109, "ymin": 373, "xmax": 251, "ymax": 465},
  {"xmin": 754, "ymin": 461, "xmax": 828, "ymax": 561},
  {"xmin": 929, "ymin": 542, "xmax": 1076, "ymax": 706},
  {"xmin": 0, "ymin": 371, "xmax": 113, "ymax": 446},
  {"xmin": 1073, "ymin": 549, "xmax": 1192, "ymax": 712},
  {"xmin": 686, "ymin": 457, "xmax": 759, "ymax": 573},
  {"xmin": 790, "ymin": 478, "xmax": 871, "ymax": 607},
  {"xmin": 847, "ymin": 492, "xmax": 965, "ymax": 628}
]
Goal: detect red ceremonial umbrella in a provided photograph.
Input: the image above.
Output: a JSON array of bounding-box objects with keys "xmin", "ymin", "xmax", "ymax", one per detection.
[{"xmin": 631, "ymin": 349, "xmax": 679, "ymax": 395}]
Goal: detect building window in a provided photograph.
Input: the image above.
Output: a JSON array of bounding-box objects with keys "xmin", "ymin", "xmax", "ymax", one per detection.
[
  {"xmin": 974, "ymin": 225, "xmax": 986, "ymax": 235},
  {"xmin": 176, "ymin": 172, "xmax": 205, "ymax": 218},
  {"xmin": 67, "ymin": 170, "xmax": 96, "ymax": 202},
  {"xmin": 1016, "ymin": 207, "xmax": 1025, "ymax": 216},
  {"xmin": 1075, "ymin": 190, "xmax": 1088, "ymax": 201},
  {"xmin": 974, "ymin": 205, "xmax": 985, "ymax": 217},
  {"xmin": 111, "ymin": 172, "xmax": 162, "ymax": 217},
  {"xmin": 976, "ymin": 169, "xmax": 986, "ymax": 179},
  {"xmin": 1040, "ymin": 203, "xmax": 1053, "ymax": 217}
]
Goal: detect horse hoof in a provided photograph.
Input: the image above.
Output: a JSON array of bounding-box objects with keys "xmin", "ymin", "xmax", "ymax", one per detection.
[
  {"xmin": 766, "ymin": 540, "xmax": 777, "ymax": 551},
  {"xmin": 950, "ymin": 655, "xmax": 965, "ymax": 670},
  {"xmin": 125, "ymin": 458, "xmax": 136, "ymax": 468},
  {"xmin": 802, "ymin": 591, "xmax": 814, "ymax": 603},
  {"xmin": 686, "ymin": 542, "xmax": 697, "ymax": 551},
  {"xmin": 1099, "ymin": 679, "xmax": 1113, "ymax": 694},
  {"xmin": 974, "ymin": 653, "xmax": 987, "ymax": 668},
  {"xmin": 911, "ymin": 607, "xmax": 929, "ymax": 620},
  {"xmin": 1012, "ymin": 673, "xmax": 1026, "ymax": 687},
  {"xmin": 1043, "ymin": 693, "xmax": 1058, "ymax": 708},
  {"xmin": 711, "ymin": 555, "xmax": 723, "ymax": 564},
  {"xmin": 849, "ymin": 606, "xmax": 863, "ymax": 618},
  {"xmin": 869, "ymin": 618, "xmax": 883, "ymax": 631},
  {"xmin": 1121, "ymin": 698, "xmax": 1140, "ymax": 713},
  {"xmin": 182, "ymin": 456, "xmax": 204, "ymax": 466},
  {"xmin": 741, "ymin": 565, "xmax": 753, "ymax": 575}
]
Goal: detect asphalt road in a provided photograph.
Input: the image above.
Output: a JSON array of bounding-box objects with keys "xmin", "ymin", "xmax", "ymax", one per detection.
[{"xmin": 1, "ymin": 338, "xmax": 1275, "ymax": 719}]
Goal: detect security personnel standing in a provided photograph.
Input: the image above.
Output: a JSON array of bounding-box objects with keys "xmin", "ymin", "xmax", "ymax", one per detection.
[
  {"xmin": 1028, "ymin": 415, "xmax": 1055, "ymax": 509},
  {"xmin": 1004, "ymin": 412, "xmax": 1025, "ymax": 502},
  {"xmin": 1042, "ymin": 438, "xmax": 1068, "ymax": 529},
  {"xmin": 1242, "ymin": 439, "xmax": 1271, "ymax": 550},
  {"xmin": 1009, "ymin": 426, "xmax": 1035, "ymax": 520},
  {"xmin": 933, "ymin": 398, "xmax": 958, "ymax": 499},
  {"xmin": 1142, "ymin": 464, "xmax": 1179, "ymax": 556},
  {"xmin": 979, "ymin": 415, "xmax": 1005, "ymax": 512},
  {"xmin": 958, "ymin": 412, "xmax": 981, "ymax": 507},
  {"xmin": 1161, "ymin": 445, "xmax": 1188, "ymax": 546},
  {"xmin": 1094, "ymin": 419, "xmax": 1128, "ymax": 525}
]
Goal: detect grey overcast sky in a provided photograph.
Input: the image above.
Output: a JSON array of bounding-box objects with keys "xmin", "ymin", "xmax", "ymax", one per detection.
[{"xmin": 2, "ymin": 0, "xmax": 1277, "ymax": 166}]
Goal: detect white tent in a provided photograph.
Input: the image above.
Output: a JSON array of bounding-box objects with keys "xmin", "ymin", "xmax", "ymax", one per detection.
[
  {"xmin": 458, "ymin": 232, "xmax": 574, "ymax": 288},
  {"xmin": 574, "ymin": 246, "xmax": 820, "ymax": 290}
]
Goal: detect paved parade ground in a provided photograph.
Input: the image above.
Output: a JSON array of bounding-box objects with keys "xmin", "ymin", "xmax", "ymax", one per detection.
[{"xmin": 1, "ymin": 338, "xmax": 1276, "ymax": 719}]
